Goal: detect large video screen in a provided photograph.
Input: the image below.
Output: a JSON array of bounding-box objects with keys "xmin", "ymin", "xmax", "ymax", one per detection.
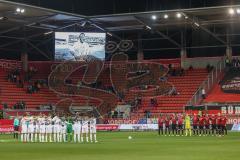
[{"xmin": 55, "ymin": 32, "xmax": 106, "ymax": 61}]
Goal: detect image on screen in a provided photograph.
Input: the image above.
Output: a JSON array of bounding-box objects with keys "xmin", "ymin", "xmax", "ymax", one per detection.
[{"xmin": 55, "ymin": 32, "xmax": 106, "ymax": 61}]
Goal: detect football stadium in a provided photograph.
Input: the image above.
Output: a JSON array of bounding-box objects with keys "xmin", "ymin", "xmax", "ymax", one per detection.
[{"xmin": 0, "ymin": 0, "xmax": 240, "ymax": 160}]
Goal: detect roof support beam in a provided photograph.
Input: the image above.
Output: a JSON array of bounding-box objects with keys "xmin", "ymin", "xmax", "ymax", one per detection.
[
  {"xmin": 0, "ymin": 14, "xmax": 57, "ymax": 36},
  {"xmin": 134, "ymin": 16, "xmax": 181, "ymax": 48},
  {"xmin": 26, "ymin": 40, "xmax": 51, "ymax": 60},
  {"xmin": 186, "ymin": 14, "xmax": 227, "ymax": 45}
]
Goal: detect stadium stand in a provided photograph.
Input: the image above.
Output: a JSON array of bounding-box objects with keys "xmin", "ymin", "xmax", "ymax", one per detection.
[{"xmin": 0, "ymin": 59, "xmax": 209, "ymax": 118}]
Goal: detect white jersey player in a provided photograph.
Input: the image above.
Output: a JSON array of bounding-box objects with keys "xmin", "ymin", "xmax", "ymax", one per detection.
[
  {"xmin": 39, "ymin": 116, "xmax": 46, "ymax": 142},
  {"xmin": 89, "ymin": 118, "xmax": 97, "ymax": 143},
  {"xmin": 60, "ymin": 121, "xmax": 67, "ymax": 142},
  {"xmin": 45, "ymin": 118, "xmax": 53, "ymax": 142},
  {"xmin": 81, "ymin": 117, "xmax": 89, "ymax": 142},
  {"xmin": 28, "ymin": 117, "xmax": 35, "ymax": 142},
  {"xmin": 20, "ymin": 116, "xmax": 28, "ymax": 142},
  {"xmin": 34, "ymin": 118, "xmax": 40, "ymax": 142},
  {"xmin": 73, "ymin": 121, "xmax": 80, "ymax": 143},
  {"xmin": 77, "ymin": 120, "xmax": 82, "ymax": 143},
  {"xmin": 53, "ymin": 118, "xmax": 61, "ymax": 142}
]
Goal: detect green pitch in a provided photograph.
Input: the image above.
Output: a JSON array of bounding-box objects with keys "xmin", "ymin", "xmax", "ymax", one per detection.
[{"xmin": 0, "ymin": 132, "xmax": 239, "ymax": 160}]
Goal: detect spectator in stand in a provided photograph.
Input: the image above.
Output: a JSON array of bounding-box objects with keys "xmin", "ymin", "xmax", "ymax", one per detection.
[
  {"xmin": 170, "ymin": 87, "xmax": 179, "ymax": 96},
  {"xmin": 150, "ymin": 97, "xmax": 157, "ymax": 108},
  {"xmin": 34, "ymin": 81, "xmax": 41, "ymax": 92},
  {"xmin": 189, "ymin": 65, "xmax": 193, "ymax": 70},
  {"xmin": 201, "ymin": 88, "xmax": 206, "ymax": 99},
  {"xmin": 144, "ymin": 110, "xmax": 151, "ymax": 118},
  {"xmin": 206, "ymin": 64, "xmax": 214, "ymax": 73},
  {"xmin": 232, "ymin": 58, "xmax": 237, "ymax": 67},
  {"xmin": 2, "ymin": 102, "xmax": 8, "ymax": 109},
  {"xmin": 27, "ymin": 84, "xmax": 34, "ymax": 94},
  {"xmin": 159, "ymin": 76, "xmax": 168, "ymax": 82},
  {"xmin": 225, "ymin": 57, "xmax": 231, "ymax": 67},
  {"xmin": 179, "ymin": 68, "xmax": 184, "ymax": 76},
  {"xmin": 171, "ymin": 69, "xmax": 176, "ymax": 76},
  {"xmin": 26, "ymin": 66, "xmax": 38, "ymax": 81}
]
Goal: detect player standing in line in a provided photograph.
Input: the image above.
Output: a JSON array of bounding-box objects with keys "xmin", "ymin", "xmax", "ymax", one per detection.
[
  {"xmin": 177, "ymin": 114, "xmax": 184, "ymax": 136},
  {"xmin": 66, "ymin": 117, "xmax": 73, "ymax": 142},
  {"xmin": 82, "ymin": 117, "xmax": 89, "ymax": 142},
  {"xmin": 158, "ymin": 115, "xmax": 164, "ymax": 135},
  {"xmin": 53, "ymin": 116, "xmax": 60, "ymax": 142},
  {"xmin": 185, "ymin": 114, "xmax": 192, "ymax": 136},
  {"xmin": 77, "ymin": 119, "xmax": 82, "ymax": 142},
  {"xmin": 61, "ymin": 119, "xmax": 67, "ymax": 142},
  {"xmin": 56, "ymin": 120, "xmax": 62, "ymax": 142},
  {"xmin": 46, "ymin": 117, "xmax": 53, "ymax": 142},
  {"xmin": 39, "ymin": 115, "xmax": 46, "ymax": 142},
  {"xmin": 216, "ymin": 113, "xmax": 222, "ymax": 136},
  {"xmin": 164, "ymin": 115, "xmax": 170, "ymax": 136},
  {"xmin": 89, "ymin": 117, "xmax": 98, "ymax": 143},
  {"xmin": 221, "ymin": 115, "xmax": 227, "ymax": 136},
  {"xmin": 73, "ymin": 120, "xmax": 79, "ymax": 143},
  {"xmin": 28, "ymin": 117, "xmax": 35, "ymax": 142},
  {"xmin": 192, "ymin": 113, "xmax": 199, "ymax": 136},
  {"xmin": 199, "ymin": 115, "xmax": 205, "ymax": 136},
  {"xmin": 211, "ymin": 114, "xmax": 217, "ymax": 136},
  {"xmin": 204, "ymin": 114, "xmax": 211, "ymax": 136},
  {"xmin": 34, "ymin": 117, "xmax": 40, "ymax": 142},
  {"xmin": 171, "ymin": 114, "xmax": 177, "ymax": 136},
  {"xmin": 13, "ymin": 115, "xmax": 20, "ymax": 140},
  {"xmin": 20, "ymin": 115, "xmax": 28, "ymax": 142}
]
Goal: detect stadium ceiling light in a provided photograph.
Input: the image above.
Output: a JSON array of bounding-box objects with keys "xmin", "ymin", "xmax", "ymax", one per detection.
[
  {"xmin": 16, "ymin": 8, "xmax": 21, "ymax": 13},
  {"xmin": 16, "ymin": 7, "xmax": 25, "ymax": 14},
  {"xmin": 194, "ymin": 22, "xmax": 200, "ymax": 27},
  {"xmin": 236, "ymin": 8, "xmax": 240, "ymax": 14},
  {"xmin": 228, "ymin": 8, "xmax": 235, "ymax": 15},
  {"xmin": 20, "ymin": 9, "xmax": 25, "ymax": 13},
  {"xmin": 163, "ymin": 14, "xmax": 169, "ymax": 19},
  {"xmin": 146, "ymin": 25, "xmax": 152, "ymax": 30},
  {"xmin": 176, "ymin": 12, "xmax": 182, "ymax": 18},
  {"xmin": 151, "ymin": 15, "xmax": 157, "ymax": 20}
]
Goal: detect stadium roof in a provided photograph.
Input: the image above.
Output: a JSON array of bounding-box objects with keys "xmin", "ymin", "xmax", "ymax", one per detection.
[{"xmin": 1, "ymin": 0, "xmax": 240, "ymax": 60}]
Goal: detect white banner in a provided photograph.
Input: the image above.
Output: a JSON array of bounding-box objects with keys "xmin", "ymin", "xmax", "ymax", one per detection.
[
  {"xmin": 118, "ymin": 124, "xmax": 158, "ymax": 130},
  {"xmin": 231, "ymin": 124, "xmax": 240, "ymax": 131}
]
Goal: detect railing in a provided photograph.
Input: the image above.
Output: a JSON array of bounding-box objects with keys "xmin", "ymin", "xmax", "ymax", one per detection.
[{"xmin": 186, "ymin": 57, "xmax": 226, "ymax": 107}]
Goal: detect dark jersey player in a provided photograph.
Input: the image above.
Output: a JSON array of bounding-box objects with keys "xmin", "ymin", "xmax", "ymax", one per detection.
[
  {"xmin": 199, "ymin": 115, "xmax": 205, "ymax": 136},
  {"xmin": 158, "ymin": 115, "xmax": 164, "ymax": 135},
  {"xmin": 192, "ymin": 113, "xmax": 199, "ymax": 136},
  {"xmin": 204, "ymin": 114, "xmax": 211, "ymax": 135},
  {"xmin": 220, "ymin": 115, "xmax": 227, "ymax": 136},
  {"xmin": 177, "ymin": 115, "xmax": 184, "ymax": 136},
  {"xmin": 171, "ymin": 114, "xmax": 177, "ymax": 136},
  {"xmin": 216, "ymin": 113, "xmax": 222, "ymax": 135},
  {"xmin": 165, "ymin": 116, "xmax": 170, "ymax": 136},
  {"xmin": 211, "ymin": 114, "xmax": 217, "ymax": 135}
]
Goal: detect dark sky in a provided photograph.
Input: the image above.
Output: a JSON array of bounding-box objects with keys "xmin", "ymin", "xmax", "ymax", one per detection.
[
  {"xmin": 9, "ymin": 0, "xmax": 240, "ymax": 16},
  {"xmin": 2, "ymin": 0, "xmax": 240, "ymax": 61}
]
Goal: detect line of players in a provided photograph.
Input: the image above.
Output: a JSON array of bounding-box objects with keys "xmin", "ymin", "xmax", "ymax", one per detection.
[
  {"xmin": 20, "ymin": 114, "xmax": 98, "ymax": 143},
  {"xmin": 158, "ymin": 113, "xmax": 227, "ymax": 136}
]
